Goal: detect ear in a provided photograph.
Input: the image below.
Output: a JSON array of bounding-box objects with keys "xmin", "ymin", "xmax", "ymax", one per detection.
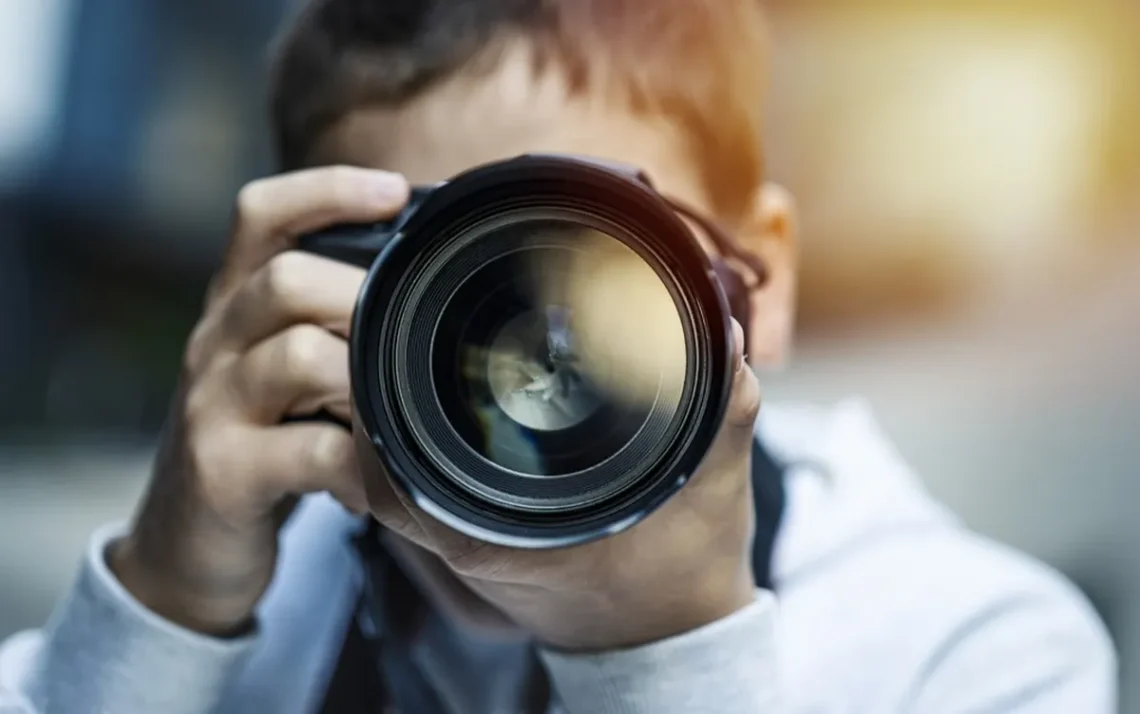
[{"xmin": 736, "ymin": 183, "xmax": 798, "ymax": 369}]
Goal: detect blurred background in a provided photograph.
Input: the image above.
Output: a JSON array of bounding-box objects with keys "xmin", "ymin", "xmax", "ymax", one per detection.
[{"xmin": 0, "ymin": 0, "xmax": 1137, "ymax": 708}]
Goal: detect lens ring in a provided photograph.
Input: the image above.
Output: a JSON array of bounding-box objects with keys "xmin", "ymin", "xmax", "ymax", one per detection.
[
  {"xmin": 350, "ymin": 155, "xmax": 735, "ymax": 547},
  {"xmin": 390, "ymin": 208, "xmax": 697, "ymax": 513}
]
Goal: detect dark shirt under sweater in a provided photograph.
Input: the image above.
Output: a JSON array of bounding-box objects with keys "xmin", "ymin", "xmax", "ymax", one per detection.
[{"xmin": 320, "ymin": 438, "xmax": 786, "ymax": 714}]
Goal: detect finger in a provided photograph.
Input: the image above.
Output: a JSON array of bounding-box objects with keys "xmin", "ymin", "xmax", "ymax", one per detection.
[
  {"xmin": 724, "ymin": 319, "xmax": 763, "ymax": 429},
  {"xmin": 662, "ymin": 320, "xmax": 761, "ymax": 525},
  {"xmin": 397, "ymin": 495, "xmax": 519, "ymax": 578},
  {"xmin": 354, "ymin": 434, "xmax": 507, "ymax": 575},
  {"xmin": 219, "ymin": 423, "xmax": 368, "ymax": 517},
  {"xmin": 211, "ymin": 166, "xmax": 408, "ymax": 300},
  {"xmin": 227, "ymin": 324, "xmax": 351, "ymax": 424},
  {"xmin": 702, "ymin": 319, "xmax": 763, "ymax": 468},
  {"xmin": 353, "ymin": 418, "xmax": 432, "ymax": 547},
  {"xmin": 380, "ymin": 532, "xmax": 520, "ymax": 635},
  {"xmin": 213, "ymin": 251, "xmax": 365, "ymax": 352}
]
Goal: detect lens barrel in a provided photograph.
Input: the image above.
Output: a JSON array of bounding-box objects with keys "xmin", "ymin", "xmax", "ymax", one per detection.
[{"xmin": 338, "ymin": 155, "xmax": 734, "ymax": 548}]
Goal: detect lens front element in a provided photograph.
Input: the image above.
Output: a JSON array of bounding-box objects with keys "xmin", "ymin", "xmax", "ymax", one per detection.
[
  {"xmin": 353, "ymin": 156, "xmax": 733, "ymax": 548},
  {"xmin": 392, "ymin": 211, "xmax": 694, "ymax": 517}
]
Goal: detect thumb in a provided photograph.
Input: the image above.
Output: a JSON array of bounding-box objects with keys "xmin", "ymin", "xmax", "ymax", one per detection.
[
  {"xmin": 710, "ymin": 320, "xmax": 762, "ymax": 460},
  {"xmin": 725, "ymin": 319, "xmax": 762, "ymax": 428},
  {"xmin": 674, "ymin": 319, "xmax": 760, "ymax": 497}
]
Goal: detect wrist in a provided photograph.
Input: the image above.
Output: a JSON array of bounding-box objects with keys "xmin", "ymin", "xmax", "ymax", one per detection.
[{"xmin": 109, "ymin": 535, "xmax": 261, "ymax": 637}]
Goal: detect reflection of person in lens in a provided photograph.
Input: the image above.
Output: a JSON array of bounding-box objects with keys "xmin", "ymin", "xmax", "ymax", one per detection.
[
  {"xmin": 543, "ymin": 306, "xmax": 574, "ymax": 363},
  {"xmin": 0, "ymin": 1, "xmax": 1115, "ymax": 713},
  {"xmin": 524, "ymin": 305, "xmax": 579, "ymax": 402}
]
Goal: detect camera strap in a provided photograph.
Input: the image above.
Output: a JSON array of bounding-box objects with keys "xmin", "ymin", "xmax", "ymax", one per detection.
[{"xmin": 320, "ymin": 436, "xmax": 785, "ymax": 714}]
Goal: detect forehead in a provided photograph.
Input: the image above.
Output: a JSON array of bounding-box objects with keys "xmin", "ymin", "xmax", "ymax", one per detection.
[{"xmin": 312, "ymin": 44, "xmax": 715, "ymax": 213}]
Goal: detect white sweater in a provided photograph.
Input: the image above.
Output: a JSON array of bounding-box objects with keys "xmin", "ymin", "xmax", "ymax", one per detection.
[{"xmin": 0, "ymin": 401, "xmax": 1118, "ymax": 713}]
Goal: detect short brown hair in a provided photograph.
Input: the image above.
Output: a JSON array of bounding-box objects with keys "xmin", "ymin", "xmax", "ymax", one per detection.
[{"xmin": 269, "ymin": 0, "xmax": 769, "ymax": 220}]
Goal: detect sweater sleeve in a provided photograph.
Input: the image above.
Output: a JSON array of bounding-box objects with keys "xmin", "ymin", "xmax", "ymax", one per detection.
[
  {"xmin": 905, "ymin": 588, "xmax": 1117, "ymax": 714},
  {"xmin": 540, "ymin": 590, "xmax": 781, "ymax": 714},
  {"xmin": 0, "ymin": 523, "xmax": 257, "ymax": 714}
]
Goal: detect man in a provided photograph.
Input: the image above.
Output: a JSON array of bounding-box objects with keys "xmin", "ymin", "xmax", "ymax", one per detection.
[{"xmin": 0, "ymin": 1, "xmax": 1117, "ymax": 712}]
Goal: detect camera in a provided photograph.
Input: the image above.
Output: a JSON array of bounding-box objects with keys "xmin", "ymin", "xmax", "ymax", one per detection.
[{"xmin": 300, "ymin": 154, "xmax": 737, "ymax": 548}]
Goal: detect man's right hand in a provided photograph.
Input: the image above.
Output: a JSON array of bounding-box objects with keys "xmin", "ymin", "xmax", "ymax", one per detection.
[{"xmin": 109, "ymin": 166, "xmax": 409, "ymax": 636}]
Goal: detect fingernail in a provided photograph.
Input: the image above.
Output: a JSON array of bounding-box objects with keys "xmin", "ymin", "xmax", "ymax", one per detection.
[{"xmin": 731, "ymin": 319, "xmax": 746, "ymax": 373}]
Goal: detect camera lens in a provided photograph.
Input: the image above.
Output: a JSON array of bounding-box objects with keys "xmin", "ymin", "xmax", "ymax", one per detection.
[
  {"xmin": 392, "ymin": 210, "xmax": 692, "ymax": 514},
  {"xmin": 346, "ymin": 156, "xmax": 733, "ymax": 547}
]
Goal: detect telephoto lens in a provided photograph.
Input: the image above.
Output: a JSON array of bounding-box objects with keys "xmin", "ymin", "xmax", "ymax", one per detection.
[{"xmin": 300, "ymin": 154, "xmax": 735, "ymax": 548}]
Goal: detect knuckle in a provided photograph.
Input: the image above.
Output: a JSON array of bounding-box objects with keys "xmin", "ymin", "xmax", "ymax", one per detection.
[
  {"xmin": 445, "ymin": 539, "xmax": 499, "ymax": 578},
  {"xmin": 185, "ymin": 427, "xmax": 262, "ymax": 518},
  {"xmin": 278, "ymin": 324, "xmax": 330, "ymax": 378},
  {"xmin": 183, "ymin": 337, "xmax": 207, "ymax": 379},
  {"xmin": 182, "ymin": 320, "xmax": 217, "ymax": 377},
  {"xmin": 261, "ymin": 251, "xmax": 309, "ymax": 309},
  {"xmin": 182, "ymin": 381, "xmax": 215, "ymax": 425},
  {"xmin": 310, "ymin": 428, "xmax": 352, "ymax": 473},
  {"xmin": 234, "ymin": 179, "xmax": 270, "ymax": 227},
  {"xmin": 184, "ymin": 423, "xmax": 233, "ymax": 481}
]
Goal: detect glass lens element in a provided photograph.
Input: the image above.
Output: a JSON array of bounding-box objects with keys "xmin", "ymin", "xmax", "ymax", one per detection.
[{"xmin": 432, "ymin": 219, "xmax": 687, "ymax": 480}]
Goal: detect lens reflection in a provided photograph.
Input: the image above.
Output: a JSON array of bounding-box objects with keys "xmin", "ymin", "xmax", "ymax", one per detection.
[
  {"xmin": 431, "ymin": 219, "xmax": 687, "ymax": 482},
  {"xmin": 484, "ymin": 308, "xmax": 601, "ymax": 432}
]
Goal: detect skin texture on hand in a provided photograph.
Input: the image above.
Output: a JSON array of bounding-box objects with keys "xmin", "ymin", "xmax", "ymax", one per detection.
[
  {"xmin": 110, "ymin": 160, "xmax": 766, "ymax": 650},
  {"xmin": 110, "ymin": 166, "xmax": 410, "ymax": 636},
  {"xmin": 355, "ymin": 320, "xmax": 762, "ymax": 651}
]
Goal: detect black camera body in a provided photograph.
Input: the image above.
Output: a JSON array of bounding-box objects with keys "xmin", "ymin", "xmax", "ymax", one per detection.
[{"xmin": 301, "ymin": 154, "xmax": 734, "ymax": 549}]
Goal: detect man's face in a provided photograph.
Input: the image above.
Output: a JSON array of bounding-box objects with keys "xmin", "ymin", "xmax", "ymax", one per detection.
[{"xmin": 312, "ymin": 41, "xmax": 798, "ymax": 366}]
